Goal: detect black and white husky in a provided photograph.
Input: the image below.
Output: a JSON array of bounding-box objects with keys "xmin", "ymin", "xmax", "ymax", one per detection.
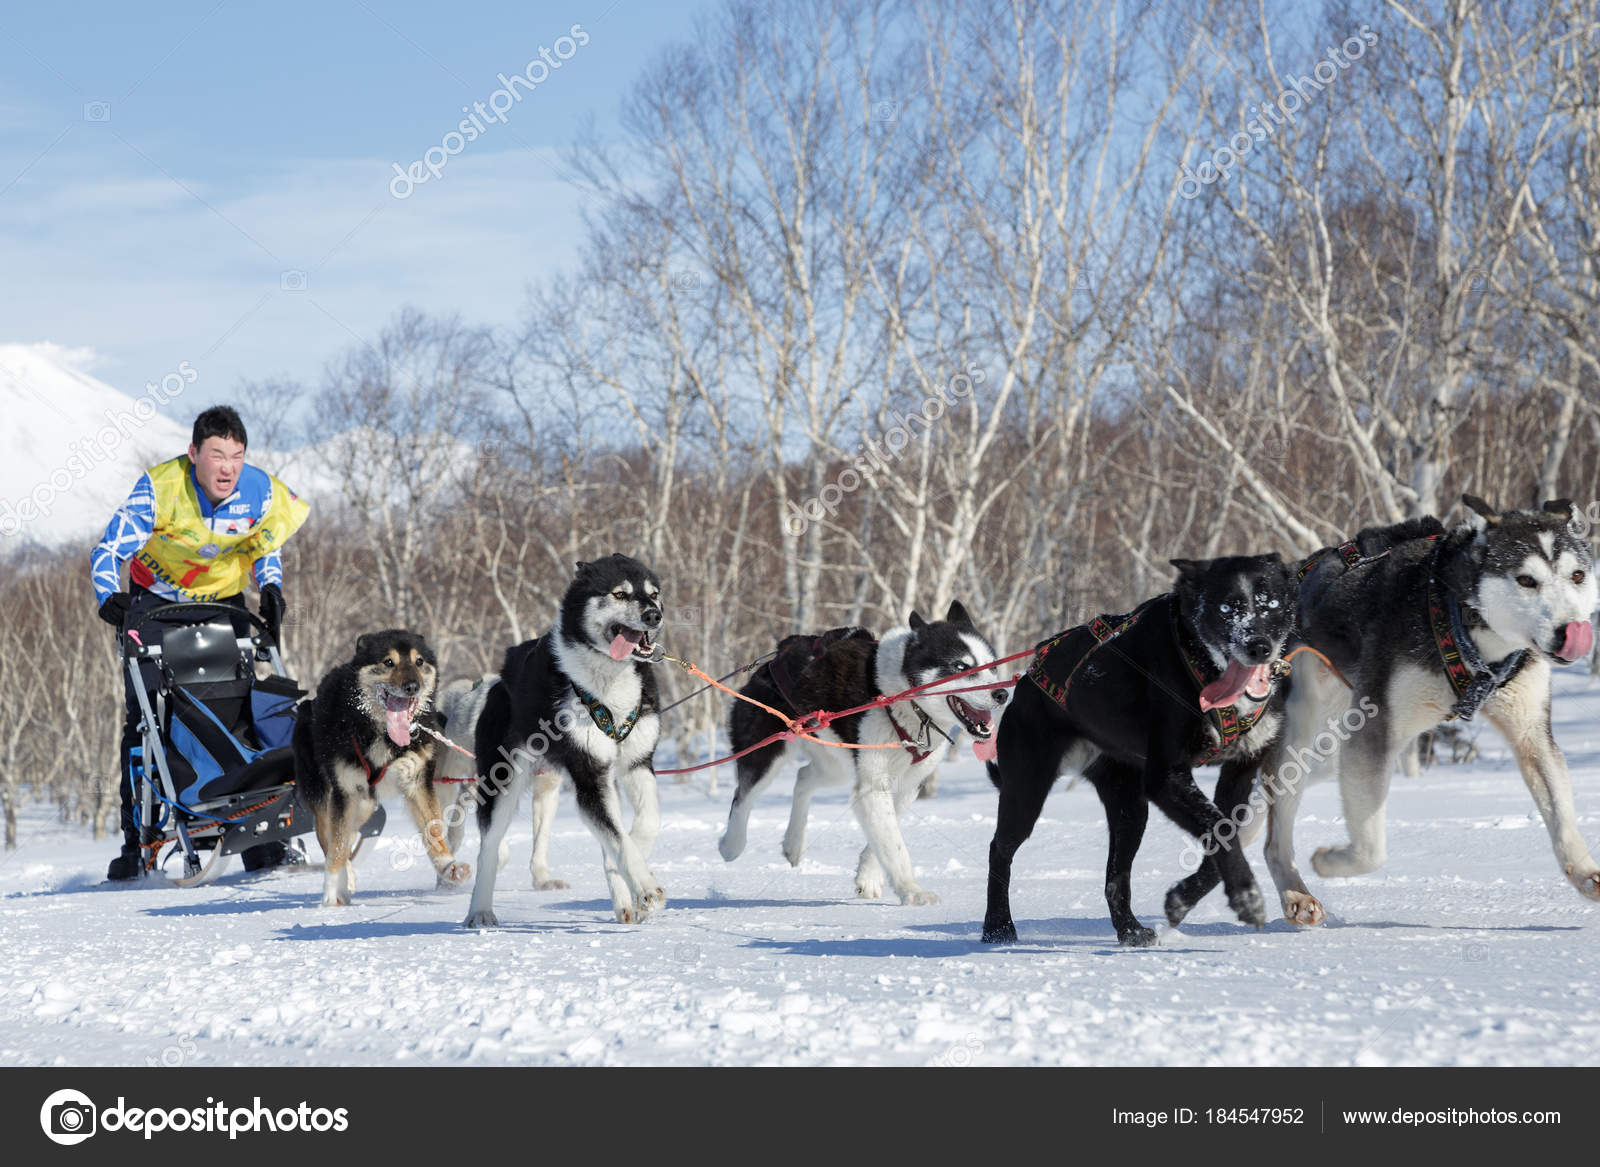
[
  {"xmin": 293, "ymin": 630, "xmax": 471, "ymax": 906},
  {"xmin": 1255, "ymin": 497, "xmax": 1599, "ymax": 925},
  {"xmin": 982, "ymin": 555, "xmax": 1298, "ymax": 946},
  {"xmin": 462, "ymin": 555, "xmax": 666, "ymax": 928},
  {"xmin": 717, "ymin": 601, "xmax": 1008, "ymax": 906}
]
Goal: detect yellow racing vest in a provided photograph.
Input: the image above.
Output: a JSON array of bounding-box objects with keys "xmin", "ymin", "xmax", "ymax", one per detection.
[{"xmin": 131, "ymin": 456, "xmax": 310, "ymax": 602}]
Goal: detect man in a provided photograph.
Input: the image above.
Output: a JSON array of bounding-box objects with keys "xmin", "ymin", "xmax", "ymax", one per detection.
[{"xmin": 91, "ymin": 406, "xmax": 310, "ymax": 880}]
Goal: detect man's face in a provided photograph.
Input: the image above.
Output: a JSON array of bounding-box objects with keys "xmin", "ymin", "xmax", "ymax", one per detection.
[{"xmin": 188, "ymin": 435, "xmax": 245, "ymax": 504}]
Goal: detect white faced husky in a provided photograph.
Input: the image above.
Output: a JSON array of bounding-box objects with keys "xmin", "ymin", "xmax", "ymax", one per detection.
[
  {"xmin": 1257, "ymin": 497, "xmax": 1598, "ymax": 925},
  {"xmin": 717, "ymin": 602, "xmax": 1008, "ymax": 906}
]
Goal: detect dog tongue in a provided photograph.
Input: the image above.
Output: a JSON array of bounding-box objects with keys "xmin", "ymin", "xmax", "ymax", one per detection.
[
  {"xmin": 609, "ymin": 630, "xmax": 640, "ymax": 661},
  {"xmin": 1559, "ymin": 620, "xmax": 1595, "ymax": 662},
  {"xmin": 386, "ymin": 707, "xmax": 412, "ymax": 747},
  {"xmin": 1199, "ymin": 660, "xmax": 1270, "ymax": 712},
  {"xmin": 972, "ymin": 736, "xmax": 998, "ymax": 763}
]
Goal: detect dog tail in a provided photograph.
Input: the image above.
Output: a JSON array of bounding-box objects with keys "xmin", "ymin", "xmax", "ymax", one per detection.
[{"xmin": 473, "ymin": 681, "xmax": 512, "ymax": 781}]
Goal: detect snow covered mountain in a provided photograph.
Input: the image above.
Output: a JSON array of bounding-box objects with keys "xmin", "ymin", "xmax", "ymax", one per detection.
[
  {"xmin": 0, "ymin": 343, "xmax": 194, "ymax": 551},
  {"xmin": 0, "ymin": 343, "xmax": 353, "ymax": 553}
]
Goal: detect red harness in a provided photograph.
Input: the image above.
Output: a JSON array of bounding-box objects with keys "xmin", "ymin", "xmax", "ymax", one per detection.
[
  {"xmin": 351, "ymin": 734, "xmax": 389, "ymax": 787},
  {"xmin": 885, "ymin": 704, "xmax": 936, "ymax": 765}
]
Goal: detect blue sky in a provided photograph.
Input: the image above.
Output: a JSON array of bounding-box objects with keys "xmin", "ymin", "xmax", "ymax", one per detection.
[{"xmin": 0, "ymin": 1, "xmax": 705, "ymax": 417}]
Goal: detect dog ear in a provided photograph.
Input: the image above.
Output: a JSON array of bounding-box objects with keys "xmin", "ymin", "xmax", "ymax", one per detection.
[
  {"xmin": 1541, "ymin": 498, "xmax": 1576, "ymax": 521},
  {"xmin": 1436, "ymin": 527, "xmax": 1485, "ymax": 598},
  {"xmin": 355, "ymin": 633, "xmax": 371, "ymax": 657},
  {"xmin": 1260, "ymin": 551, "xmax": 1283, "ymax": 563},
  {"xmin": 945, "ymin": 599, "xmax": 973, "ymax": 628},
  {"xmin": 908, "ymin": 610, "xmax": 927, "ymax": 630},
  {"xmin": 1168, "ymin": 558, "xmax": 1202, "ymax": 576},
  {"xmin": 574, "ymin": 560, "xmax": 589, "ymax": 573},
  {"xmin": 1462, "ymin": 494, "xmax": 1499, "ymax": 528}
]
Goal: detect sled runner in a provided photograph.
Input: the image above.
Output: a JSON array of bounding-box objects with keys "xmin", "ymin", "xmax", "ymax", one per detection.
[{"xmin": 121, "ymin": 601, "xmax": 384, "ymax": 886}]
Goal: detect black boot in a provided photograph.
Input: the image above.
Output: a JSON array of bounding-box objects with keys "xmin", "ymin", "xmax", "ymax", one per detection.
[
  {"xmin": 242, "ymin": 839, "xmax": 306, "ymax": 872},
  {"xmin": 106, "ymin": 843, "xmax": 144, "ymax": 881},
  {"xmin": 108, "ymin": 734, "xmax": 148, "ymax": 881}
]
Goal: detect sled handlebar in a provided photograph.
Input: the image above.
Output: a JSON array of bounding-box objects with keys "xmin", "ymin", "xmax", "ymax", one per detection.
[{"xmin": 120, "ymin": 601, "xmax": 278, "ymax": 659}]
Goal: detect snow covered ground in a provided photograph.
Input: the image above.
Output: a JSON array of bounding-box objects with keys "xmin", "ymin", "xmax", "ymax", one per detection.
[{"xmin": 4, "ymin": 669, "xmax": 1600, "ymax": 1067}]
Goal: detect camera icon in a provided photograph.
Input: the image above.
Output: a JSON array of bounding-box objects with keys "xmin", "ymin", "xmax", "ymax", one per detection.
[
  {"xmin": 872, "ymin": 100, "xmax": 898, "ymax": 123},
  {"xmin": 40, "ymin": 1089, "xmax": 97, "ymax": 1145},
  {"xmin": 1260, "ymin": 436, "xmax": 1290, "ymax": 462},
  {"xmin": 672, "ymin": 270, "xmax": 701, "ymax": 292},
  {"xmin": 1464, "ymin": 942, "xmax": 1489, "ymax": 963},
  {"xmin": 671, "ymin": 606, "xmax": 701, "ymax": 628},
  {"xmin": 83, "ymin": 102, "xmax": 111, "ymax": 122},
  {"xmin": 280, "ymin": 270, "xmax": 308, "ymax": 293}
]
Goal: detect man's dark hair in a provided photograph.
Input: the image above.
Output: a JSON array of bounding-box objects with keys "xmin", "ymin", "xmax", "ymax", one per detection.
[{"xmin": 192, "ymin": 406, "xmax": 247, "ymax": 450}]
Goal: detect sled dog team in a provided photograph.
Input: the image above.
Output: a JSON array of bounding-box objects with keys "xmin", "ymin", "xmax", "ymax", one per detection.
[{"xmin": 292, "ymin": 496, "xmax": 1600, "ymax": 944}]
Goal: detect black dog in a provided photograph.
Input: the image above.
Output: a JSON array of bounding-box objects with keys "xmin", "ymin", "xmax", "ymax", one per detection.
[{"xmin": 981, "ymin": 555, "xmax": 1297, "ymax": 946}]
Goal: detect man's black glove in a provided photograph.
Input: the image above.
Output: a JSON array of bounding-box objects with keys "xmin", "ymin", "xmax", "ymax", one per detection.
[
  {"xmin": 259, "ymin": 584, "xmax": 286, "ymax": 642},
  {"xmin": 98, "ymin": 591, "xmax": 132, "ymax": 629}
]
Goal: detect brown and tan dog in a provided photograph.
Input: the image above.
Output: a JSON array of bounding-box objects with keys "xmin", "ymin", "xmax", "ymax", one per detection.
[{"xmin": 292, "ymin": 630, "xmax": 470, "ymax": 905}]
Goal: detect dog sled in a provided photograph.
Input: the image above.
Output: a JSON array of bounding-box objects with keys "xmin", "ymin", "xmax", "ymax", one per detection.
[{"xmin": 120, "ymin": 601, "xmax": 385, "ymax": 886}]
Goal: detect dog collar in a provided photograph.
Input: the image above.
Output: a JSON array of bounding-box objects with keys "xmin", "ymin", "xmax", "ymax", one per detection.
[
  {"xmin": 571, "ymin": 681, "xmax": 642, "ymax": 743},
  {"xmin": 1426, "ymin": 566, "xmax": 1527, "ymax": 722}
]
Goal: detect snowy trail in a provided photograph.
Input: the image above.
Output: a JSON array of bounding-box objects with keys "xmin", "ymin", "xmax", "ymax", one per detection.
[{"xmin": 4, "ymin": 671, "xmax": 1600, "ymax": 1067}]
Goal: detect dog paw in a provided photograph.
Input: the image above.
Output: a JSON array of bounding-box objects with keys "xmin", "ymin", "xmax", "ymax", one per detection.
[
  {"xmin": 781, "ymin": 837, "xmax": 805, "ymax": 868},
  {"xmin": 1567, "ymin": 867, "xmax": 1600, "ymax": 900},
  {"xmin": 717, "ymin": 832, "xmax": 744, "ymax": 863},
  {"xmin": 462, "ymin": 909, "xmax": 499, "ymax": 929},
  {"xmin": 855, "ymin": 875, "xmax": 884, "ymax": 899},
  {"xmin": 641, "ymin": 885, "xmax": 667, "ymax": 913},
  {"xmin": 981, "ymin": 920, "xmax": 1018, "ymax": 944},
  {"xmin": 533, "ymin": 877, "xmax": 571, "ymax": 891},
  {"xmin": 899, "ymin": 888, "xmax": 940, "ymax": 906},
  {"xmin": 434, "ymin": 861, "xmax": 471, "ymax": 889},
  {"xmin": 1282, "ymin": 891, "xmax": 1326, "ymax": 926},
  {"xmin": 319, "ymin": 893, "xmax": 350, "ymax": 908},
  {"xmin": 1119, "ymin": 925, "xmax": 1159, "ymax": 947},
  {"xmin": 1228, "ymin": 886, "xmax": 1267, "ymax": 930},
  {"xmin": 1163, "ymin": 885, "xmax": 1195, "ymax": 927}
]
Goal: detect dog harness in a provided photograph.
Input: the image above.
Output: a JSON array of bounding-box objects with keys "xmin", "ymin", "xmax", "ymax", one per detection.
[
  {"xmin": 351, "ymin": 734, "xmax": 391, "ymax": 787},
  {"xmin": 885, "ymin": 702, "xmax": 945, "ymax": 764},
  {"xmin": 1425, "ymin": 555, "xmax": 1528, "ymax": 722},
  {"xmin": 766, "ymin": 626, "xmax": 874, "ymax": 710},
  {"xmin": 1024, "ymin": 595, "xmax": 1279, "ymax": 763},
  {"xmin": 1296, "ymin": 539, "xmax": 1373, "ymax": 581},
  {"xmin": 571, "ymin": 682, "xmax": 643, "ymax": 743}
]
